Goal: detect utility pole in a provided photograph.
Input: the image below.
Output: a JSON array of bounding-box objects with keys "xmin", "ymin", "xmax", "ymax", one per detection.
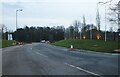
[
  {"xmin": 118, "ymin": 1, "xmax": 120, "ymax": 41},
  {"xmin": 15, "ymin": 9, "xmax": 23, "ymax": 41},
  {"xmin": 98, "ymin": 0, "xmax": 112, "ymax": 42},
  {"xmin": 16, "ymin": 9, "xmax": 23, "ymax": 31}
]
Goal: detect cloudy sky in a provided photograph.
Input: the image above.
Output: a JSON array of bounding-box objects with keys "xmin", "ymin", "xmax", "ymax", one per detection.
[{"xmin": 0, "ymin": 0, "xmax": 119, "ymax": 31}]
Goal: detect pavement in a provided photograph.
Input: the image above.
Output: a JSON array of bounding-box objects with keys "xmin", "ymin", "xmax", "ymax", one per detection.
[{"xmin": 2, "ymin": 43, "xmax": 120, "ymax": 76}]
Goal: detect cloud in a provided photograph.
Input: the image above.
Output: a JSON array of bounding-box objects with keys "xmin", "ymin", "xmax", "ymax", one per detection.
[{"xmin": 1, "ymin": 0, "xmax": 118, "ymax": 31}]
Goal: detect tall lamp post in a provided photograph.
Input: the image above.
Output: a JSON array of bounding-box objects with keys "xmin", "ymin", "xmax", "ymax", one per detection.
[
  {"xmin": 98, "ymin": 0, "xmax": 112, "ymax": 42},
  {"xmin": 16, "ymin": 9, "xmax": 23, "ymax": 41},
  {"xmin": 118, "ymin": 1, "xmax": 120, "ymax": 42},
  {"xmin": 16, "ymin": 9, "xmax": 23, "ymax": 31}
]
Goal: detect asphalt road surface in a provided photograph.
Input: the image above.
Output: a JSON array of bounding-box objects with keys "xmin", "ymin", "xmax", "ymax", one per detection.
[{"xmin": 2, "ymin": 43, "xmax": 120, "ymax": 76}]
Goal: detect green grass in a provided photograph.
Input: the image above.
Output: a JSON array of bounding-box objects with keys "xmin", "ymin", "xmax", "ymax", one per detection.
[
  {"xmin": 51, "ymin": 39, "xmax": 119, "ymax": 53},
  {"xmin": 1, "ymin": 40, "xmax": 16, "ymax": 48}
]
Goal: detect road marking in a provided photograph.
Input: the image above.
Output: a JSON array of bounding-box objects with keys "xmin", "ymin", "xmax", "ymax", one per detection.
[
  {"xmin": 35, "ymin": 52, "xmax": 48, "ymax": 58},
  {"xmin": 112, "ymin": 54, "xmax": 119, "ymax": 56},
  {"xmin": 103, "ymin": 53, "xmax": 111, "ymax": 55},
  {"xmin": 64, "ymin": 63, "xmax": 101, "ymax": 77}
]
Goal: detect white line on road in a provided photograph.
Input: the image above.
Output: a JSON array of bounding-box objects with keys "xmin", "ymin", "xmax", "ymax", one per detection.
[
  {"xmin": 64, "ymin": 63, "xmax": 101, "ymax": 77},
  {"xmin": 35, "ymin": 52, "xmax": 48, "ymax": 58},
  {"xmin": 112, "ymin": 54, "xmax": 120, "ymax": 56}
]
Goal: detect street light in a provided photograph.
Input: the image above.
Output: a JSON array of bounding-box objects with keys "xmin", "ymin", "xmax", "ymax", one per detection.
[
  {"xmin": 98, "ymin": 0, "xmax": 112, "ymax": 42},
  {"xmin": 118, "ymin": 1, "xmax": 120, "ymax": 40},
  {"xmin": 16, "ymin": 9, "xmax": 23, "ymax": 31}
]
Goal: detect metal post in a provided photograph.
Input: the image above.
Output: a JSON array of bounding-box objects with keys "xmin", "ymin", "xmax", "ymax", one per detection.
[
  {"xmin": 15, "ymin": 9, "xmax": 23, "ymax": 41},
  {"xmin": 118, "ymin": 1, "xmax": 120, "ymax": 42},
  {"xmin": 16, "ymin": 10, "xmax": 18, "ymax": 31},
  {"xmin": 80, "ymin": 31, "xmax": 82, "ymax": 39},
  {"xmin": 16, "ymin": 9, "xmax": 23, "ymax": 31},
  {"xmin": 105, "ymin": 6, "xmax": 107, "ymax": 42},
  {"xmin": 98, "ymin": 0, "xmax": 113, "ymax": 42}
]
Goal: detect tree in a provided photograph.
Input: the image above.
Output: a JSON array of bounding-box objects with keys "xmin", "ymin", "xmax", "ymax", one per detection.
[
  {"xmin": 1, "ymin": 24, "xmax": 7, "ymax": 40},
  {"xmin": 78, "ymin": 21, "xmax": 83, "ymax": 39},
  {"xmin": 69, "ymin": 25, "xmax": 75, "ymax": 39},
  {"xmin": 82, "ymin": 15, "xmax": 86, "ymax": 33},
  {"xmin": 108, "ymin": 1, "xmax": 120, "ymax": 30},
  {"xmin": 73, "ymin": 20, "xmax": 80, "ymax": 39},
  {"xmin": 13, "ymin": 26, "xmax": 65, "ymax": 42},
  {"xmin": 96, "ymin": 8, "xmax": 101, "ymax": 31},
  {"xmin": 108, "ymin": 1, "xmax": 120, "ymax": 41}
]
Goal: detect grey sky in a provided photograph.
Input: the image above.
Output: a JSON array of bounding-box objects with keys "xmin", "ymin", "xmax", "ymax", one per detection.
[{"xmin": 0, "ymin": 0, "xmax": 119, "ymax": 31}]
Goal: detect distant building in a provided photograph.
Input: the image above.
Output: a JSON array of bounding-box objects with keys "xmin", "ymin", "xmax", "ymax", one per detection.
[{"xmin": 8, "ymin": 34, "xmax": 13, "ymax": 40}]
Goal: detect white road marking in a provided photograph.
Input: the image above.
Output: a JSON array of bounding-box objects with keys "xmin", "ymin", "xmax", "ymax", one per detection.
[
  {"xmin": 103, "ymin": 53, "xmax": 110, "ymax": 55},
  {"xmin": 64, "ymin": 63, "xmax": 101, "ymax": 77},
  {"xmin": 112, "ymin": 54, "xmax": 119, "ymax": 56},
  {"xmin": 35, "ymin": 52, "xmax": 48, "ymax": 58}
]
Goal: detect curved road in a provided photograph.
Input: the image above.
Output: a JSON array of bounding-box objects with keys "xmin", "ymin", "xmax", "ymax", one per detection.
[{"xmin": 2, "ymin": 43, "xmax": 119, "ymax": 76}]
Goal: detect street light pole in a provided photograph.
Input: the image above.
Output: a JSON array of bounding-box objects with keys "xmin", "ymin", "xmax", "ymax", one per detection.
[
  {"xmin": 117, "ymin": 2, "xmax": 120, "ymax": 48},
  {"xmin": 15, "ymin": 9, "xmax": 23, "ymax": 42},
  {"xmin": 16, "ymin": 9, "xmax": 23, "ymax": 31},
  {"xmin": 98, "ymin": 0, "xmax": 112, "ymax": 42},
  {"xmin": 16, "ymin": 10, "xmax": 18, "ymax": 30},
  {"xmin": 105, "ymin": 5, "xmax": 107, "ymax": 42}
]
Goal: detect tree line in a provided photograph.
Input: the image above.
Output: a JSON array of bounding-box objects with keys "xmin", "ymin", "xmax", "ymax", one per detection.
[
  {"xmin": 12, "ymin": 26, "xmax": 65, "ymax": 42},
  {"xmin": 1, "ymin": 1, "xmax": 119, "ymax": 42},
  {"xmin": 11, "ymin": 19, "xmax": 118, "ymax": 43}
]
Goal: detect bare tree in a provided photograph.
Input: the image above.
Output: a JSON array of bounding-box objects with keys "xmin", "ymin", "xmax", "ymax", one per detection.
[
  {"xmin": 82, "ymin": 15, "xmax": 86, "ymax": 33},
  {"xmin": 96, "ymin": 8, "xmax": 101, "ymax": 31},
  {"xmin": 1, "ymin": 24, "xmax": 5, "ymax": 34},
  {"xmin": 108, "ymin": 1, "xmax": 120, "ymax": 30},
  {"xmin": 78, "ymin": 21, "xmax": 83, "ymax": 39},
  {"xmin": 73, "ymin": 20, "xmax": 79, "ymax": 39},
  {"xmin": 69, "ymin": 25, "xmax": 75, "ymax": 39}
]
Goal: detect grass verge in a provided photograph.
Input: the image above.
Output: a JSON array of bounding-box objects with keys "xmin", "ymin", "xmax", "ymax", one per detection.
[
  {"xmin": 51, "ymin": 39, "xmax": 119, "ymax": 53},
  {"xmin": 1, "ymin": 40, "xmax": 16, "ymax": 48}
]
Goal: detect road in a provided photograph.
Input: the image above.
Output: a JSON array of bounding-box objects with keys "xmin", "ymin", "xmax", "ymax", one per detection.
[{"xmin": 2, "ymin": 43, "xmax": 119, "ymax": 76}]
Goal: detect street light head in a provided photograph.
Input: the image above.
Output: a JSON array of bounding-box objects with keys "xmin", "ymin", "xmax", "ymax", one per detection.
[
  {"xmin": 16, "ymin": 9, "xmax": 23, "ymax": 12},
  {"xmin": 98, "ymin": 2, "xmax": 105, "ymax": 4},
  {"xmin": 98, "ymin": 0, "xmax": 113, "ymax": 5},
  {"xmin": 20, "ymin": 9, "xmax": 23, "ymax": 11}
]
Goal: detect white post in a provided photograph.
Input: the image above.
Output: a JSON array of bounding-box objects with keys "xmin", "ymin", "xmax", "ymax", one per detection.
[
  {"xmin": 16, "ymin": 10, "xmax": 18, "ymax": 30},
  {"xmin": 71, "ymin": 45, "xmax": 73, "ymax": 49},
  {"xmin": 105, "ymin": 6, "xmax": 107, "ymax": 42}
]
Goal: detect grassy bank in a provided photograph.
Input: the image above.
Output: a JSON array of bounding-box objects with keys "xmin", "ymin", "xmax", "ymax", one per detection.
[
  {"xmin": 1, "ymin": 40, "xmax": 16, "ymax": 48},
  {"xmin": 51, "ymin": 39, "xmax": 119, "ymax": 53}
]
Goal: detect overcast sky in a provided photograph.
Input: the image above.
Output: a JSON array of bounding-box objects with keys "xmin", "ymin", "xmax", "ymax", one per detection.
[{"xmin": 0, "ymin": 0, "xmax": 119, "ymax": 31}]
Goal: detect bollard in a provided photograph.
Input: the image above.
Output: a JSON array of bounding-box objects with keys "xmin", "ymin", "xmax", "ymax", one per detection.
[{"xmin": 70, "ymin": 45, "xmax": 74, "ymax": 51}]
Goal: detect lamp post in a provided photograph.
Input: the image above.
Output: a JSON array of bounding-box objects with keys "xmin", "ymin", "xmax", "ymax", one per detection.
[
  {"xmin": 16, "ymin": 9, "xmax": 23, "ymax": 31},
  {"xmin": 118, "ymin": 1, "xmax": 120, "ymax": 41},
  {"xmin": 16, "ymin": 9, "xmax": 23, "ymax": 41},
  {"xmin": 98, "ymin": 0, "xmax": 112, "ymax": 42}
]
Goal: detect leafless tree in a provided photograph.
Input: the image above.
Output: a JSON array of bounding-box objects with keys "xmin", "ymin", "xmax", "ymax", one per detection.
[
  {"xmin": 108, "ymin": 1, "xmax": 120, "ymax": 30},
  {"xmin": 96, "ymin": 8, "xmax": 101, "ymax": 31}
]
